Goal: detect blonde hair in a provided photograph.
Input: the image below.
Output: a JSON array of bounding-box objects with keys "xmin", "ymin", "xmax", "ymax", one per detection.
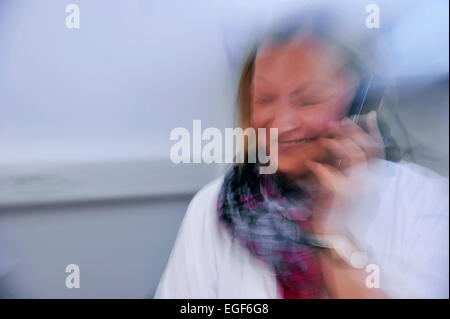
[{"xmin": 237, "ymin": 50, "xmax": 256, "ymax": 132}]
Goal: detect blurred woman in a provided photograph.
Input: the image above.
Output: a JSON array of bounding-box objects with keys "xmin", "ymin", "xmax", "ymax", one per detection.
[{"xmin": 156, "ymin": 20, "xmax": 449, "ymax": 299}]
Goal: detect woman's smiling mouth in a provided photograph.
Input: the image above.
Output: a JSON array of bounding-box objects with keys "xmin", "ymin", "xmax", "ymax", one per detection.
[{"xmin": 278, "ymin": 137, "xmax": 316, "ymax": 152}]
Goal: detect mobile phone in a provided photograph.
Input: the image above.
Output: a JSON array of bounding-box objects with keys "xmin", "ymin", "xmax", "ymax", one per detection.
[
  {"xmin": 348, "ymin": 75, "xmax": 386, "ymax": 125},
  {"xmin": 336, "ymin": 75, "xmax": 388, "ymax": 168},
  {"xmin": 346, "ymin": 75, "xmax": 401, "ymax": 162}
]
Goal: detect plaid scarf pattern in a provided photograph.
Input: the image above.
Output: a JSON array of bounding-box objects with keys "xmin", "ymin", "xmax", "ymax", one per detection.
[{"xmin": 217, "ymin": 163, "xmax": 325, "ymax": 298}]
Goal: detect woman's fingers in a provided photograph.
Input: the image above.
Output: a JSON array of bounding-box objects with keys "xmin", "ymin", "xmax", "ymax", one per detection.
[
  {"xmin": 364, "ymin": 111, "xmax": 385, "ymax": 159},
  {"xmin": 318, "ymin": 136, "xmax": 368, "ymax": 171},
  {"xmin": 305, "ymin": 160, "xmax": 346, "ymax": 192},
  {"xmin": 340, "ymin": 118, "xmax": 379, "ymax": 160},
  {"xmin": 324, "ymin": 116, "xmax": 384, "ymax": 161},
  {"xmin": 365, "ymin": 111, "xmax": 381, "ymax": 140}
]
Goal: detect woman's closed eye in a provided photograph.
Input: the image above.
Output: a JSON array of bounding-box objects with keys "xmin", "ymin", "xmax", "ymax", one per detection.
[
  {"xmin": 292, "ymin": 90, "xmax": 334, "ymax": 107},
  {"xmin": 292, "ymin": 96, "xmax": 323, "ymax": 107},
  {"xmin": 255, "ymin": 95, "xmax": 276, "ymax": 105}
]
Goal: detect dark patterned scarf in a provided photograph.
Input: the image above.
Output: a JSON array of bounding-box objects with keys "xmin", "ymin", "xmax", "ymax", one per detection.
[{"xmin": 217, "ymin": 163, "xmax": 325, "ymax": 298}]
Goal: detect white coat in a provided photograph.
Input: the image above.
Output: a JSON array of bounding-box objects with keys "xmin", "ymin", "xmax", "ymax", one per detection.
[{"xmin": 155, "ymin": 160, "xmax": 449, "ymax": 298}]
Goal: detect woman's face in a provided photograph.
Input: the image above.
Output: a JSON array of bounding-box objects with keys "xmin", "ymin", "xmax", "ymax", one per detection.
[{"xmin": 251, "ymin": 37, "xmax": 357, "ymax": 178}]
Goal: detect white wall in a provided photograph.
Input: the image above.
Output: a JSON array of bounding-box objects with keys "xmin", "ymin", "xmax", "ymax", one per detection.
[
  {"xmin": 0, "ymin": 0, "xmax": 235, "ymax": 164},
  {"xmin": 0, "ymin": 195, "xmax": 191, "ymax": 298},
  {"xmin": 0, "ymin": 0, "xmax": 234, "ymax": 298}
]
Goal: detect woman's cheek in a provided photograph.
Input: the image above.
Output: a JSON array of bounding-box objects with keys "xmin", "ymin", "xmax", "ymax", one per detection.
[
  {"xmin": 250, "ymin": 106, "xmax": 273, "ymax": 129},
  {"xmin": 309, "ymin": 105, "xmax": 342, "ymax": 136}
]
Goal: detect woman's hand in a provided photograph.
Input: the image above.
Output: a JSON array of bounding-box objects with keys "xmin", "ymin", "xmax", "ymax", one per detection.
[
  {"xmin": 305, "ymin": 110, "xmax": 385, "ymax": 235},
  {"xmin": 304, "ymin": 111, "xmax": 388, "ymax": 298}
]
